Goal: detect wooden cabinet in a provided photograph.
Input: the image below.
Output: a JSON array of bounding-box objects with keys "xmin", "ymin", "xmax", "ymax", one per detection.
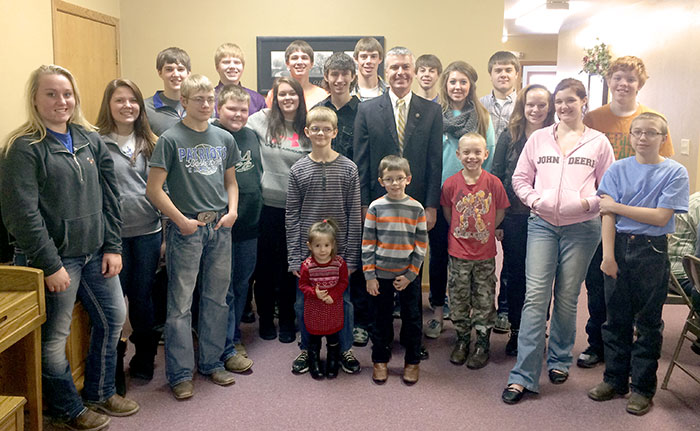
[
  {"xmin": 0, "ymin": 396, "xmax": 26, "ymax": 431},
  {"xmin": 0, "ymin": 266, "xmax": 46, "ymax": 431}
]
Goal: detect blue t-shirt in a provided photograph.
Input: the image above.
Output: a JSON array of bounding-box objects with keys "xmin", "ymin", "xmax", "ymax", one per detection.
[
  {"xmin": 48, "ymin": 128, "xmax": 73, "ymax": 153},
  {"xmin": 597, "ymin": 157, "xmax": 689, "ymax": 235}
]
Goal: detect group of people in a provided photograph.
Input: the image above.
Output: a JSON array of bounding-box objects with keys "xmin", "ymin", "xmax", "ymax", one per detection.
[{"xmin": 0, "ymin": 34, "xmax": 692, "ymax": 431}]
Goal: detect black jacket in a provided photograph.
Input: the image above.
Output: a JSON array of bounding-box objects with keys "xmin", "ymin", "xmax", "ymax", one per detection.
[
  {"xmin": 353, "ymin": 92, "xmax": 443, "ymax": 207},
  {"xmin": 0, "ymin": 124, "xmax": 121, "ymax": 275}
]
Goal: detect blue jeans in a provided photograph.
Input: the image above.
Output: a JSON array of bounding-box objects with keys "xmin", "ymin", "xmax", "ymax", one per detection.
[
  {"xmin": 508, "ymin": 216, "xmax": 600, "ymax": 392},
  {"xmin": 119, "ymin": 231, "xmax": 161, "ymax": 350},
  {"xmin": 223, "ymin": 238, "xmax": 257, "ymax": 360},
  {"xmin": 165, "ymin": 221, "xmax": 231, "ymax": 386},
  {"xmin": 296, "ymin": 284, "xmax": 354, "ymax": 352},
  {"xmin": 33, "ymin": 252, "xmax": 126, "ymax": 420}
]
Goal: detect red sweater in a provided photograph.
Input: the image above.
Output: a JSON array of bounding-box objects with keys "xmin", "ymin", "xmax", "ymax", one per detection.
[{"xmin": 299, "ymin": 255, "xmax": 348, "ymax": 335}]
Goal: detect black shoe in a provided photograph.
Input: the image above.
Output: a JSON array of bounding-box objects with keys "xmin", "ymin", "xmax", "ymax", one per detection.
[
  {"xmin": 691, "ymin": 339, "xmax": 700, "ymax": 355},
  {"xmin": 548, "ymin": 369, "xmax": 569, "ymax": 384},
  {"xmin": 278, "ymin": 331, "xmax": 296, "ymax": 344},
  {"xmin": 577, "ymin": 347, "xmax": 603, "ymax": 368},
  {"xmin": 340, "ymin": 350, "xmax": 361, "ymax": 374},
  {"xmin": 129, "ymin": 356, "xmax": 154, "ymax": 381},
  {"xmin": 502, "ymin": 385, "xmax": 526, "ymax": 405},
  {"xmin": 449, "ymin": 340, "xmax": 469, "ymax": 365},
  {"xmin": 308, "ymin": 348, "xmax": 324, "ymax": 380},
  {"xmin": 419, "ymin": 345, "xmax": 429, "ymax": 360},
  {"xmin": 240, "ymin": 310, "xmax": 256, "ymax": 324},
  {"xmin": 326, "ymin": 344, "xmax": 340, "ymax": 379},
  {"xmin": 259, "ymin": 321, "xmax": 277, "ymax": 340},
  {"xmin": 291, "ymin": 350, "xmax": 309, "ymax": 374},
  {"xmin": 505, "ymin": 330, "xmax": 518, "ymax": 357}
]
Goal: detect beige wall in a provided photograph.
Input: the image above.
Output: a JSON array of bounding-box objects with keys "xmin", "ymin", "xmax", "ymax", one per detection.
[
  {"xmin": 119, "ymin": 0, "xmax": 506, "ymax": 100},
  {"xmin": 1, "ymin": 0, "xmax": 120, "ymax": 140},
  {"xmin": 0, "ymin": 0, "xmax": 53, "ymax": 140},
  {"xmin": 503, "ymin": 34, "xmax": 558, "ymax": 64},
  {"xmin": 557, "ymin": 0, "xmax": 700, "ymax": 190}
]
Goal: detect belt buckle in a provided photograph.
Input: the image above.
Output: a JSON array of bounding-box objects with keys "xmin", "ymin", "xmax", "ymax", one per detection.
[{"xmin": 197, "ymin": 211, "xmax": 217, "ymax": 224}]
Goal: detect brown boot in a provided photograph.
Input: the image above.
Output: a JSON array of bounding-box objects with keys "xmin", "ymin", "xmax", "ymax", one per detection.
[
  {"xmin": 372, "ymin": 362, "xmax": 388, "ymax": 384},
  {"xmin": 402, "ymin": 363, "xmax": 419, "ymax": 384}
]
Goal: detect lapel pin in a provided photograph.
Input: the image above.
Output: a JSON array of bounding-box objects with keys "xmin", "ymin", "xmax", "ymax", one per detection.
[{"xmin": 415, "ymin": 113, "xmax": 420, "ymax": 118}]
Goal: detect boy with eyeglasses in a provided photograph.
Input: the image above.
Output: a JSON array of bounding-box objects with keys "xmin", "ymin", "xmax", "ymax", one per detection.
[
  {"xmin": 588, "ymin": 112, "xmax": 688, "ymax": 416},
  {"xmin": 579, "ymin": 56, "xmax": 675, "ymax": 370},
  {"xmin": 147, "ymin": 74, "xmax": 241, "ymax": 400},
  {"xmin": 286, "ymin": 106, "xmax": 362, "ymax": 376},
  {"xmin": 362, "ymin": 155, "xmax": 428, "ymax": 385}
]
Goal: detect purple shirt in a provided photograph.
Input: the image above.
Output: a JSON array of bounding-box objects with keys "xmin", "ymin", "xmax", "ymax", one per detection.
[{"xmin": 214, "ymin": 81, "xmax": 267, "ymax": 118}]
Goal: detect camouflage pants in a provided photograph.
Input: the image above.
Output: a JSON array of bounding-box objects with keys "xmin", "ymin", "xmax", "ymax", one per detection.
[{"xmin": 447, "ymin": 256, "xmax": 497, "ymax": 342}]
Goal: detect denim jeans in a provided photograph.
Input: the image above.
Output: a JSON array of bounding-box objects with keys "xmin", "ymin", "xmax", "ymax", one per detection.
[
  {"xmin": 33, "ymin": 252, "xmax": 126, "ymax": 420},
  {"xmin": 508, "ymin": 216, "xmax": 600, "ymax": 392},
  {"xmin": 119, "ymin": 231, "xmax": 161, "ymax": 350},
  {"xmin": 223, "ymin": 238, "xmax": 257, "ymax": 360},
  {"xmin": 370, "ymin": 277, "xmax": 422, "ymax": 364},
  {"xmin": 500, "ymin": 213, "xmax": 528, "ymax": 330},
  {"xmin": 165, "ymin": 221, "xmax": 231, "ymax": 386},
  {"xmin": 603, "ymin": 233, "xmax": 669, "ymax": 398},
  {"xmin": 296, "ymin": 284, "xmax": 354, "ymax": 352}
]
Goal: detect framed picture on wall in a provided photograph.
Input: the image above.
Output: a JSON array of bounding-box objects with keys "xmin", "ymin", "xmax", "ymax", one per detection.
[{"xmin": 256, "ymin": 36, "xmax": 385, "ymax": 95}]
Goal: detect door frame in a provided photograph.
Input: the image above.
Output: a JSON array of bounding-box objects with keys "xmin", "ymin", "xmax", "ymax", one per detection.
[{"xmin": 51, "ymin": 0, "xmax": 121, "ymax": 75}]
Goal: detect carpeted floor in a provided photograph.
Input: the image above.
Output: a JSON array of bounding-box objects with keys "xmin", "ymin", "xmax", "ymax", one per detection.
[{"xmin": 54, "ymin": 284, "xmax": 700, "ymax": 431}]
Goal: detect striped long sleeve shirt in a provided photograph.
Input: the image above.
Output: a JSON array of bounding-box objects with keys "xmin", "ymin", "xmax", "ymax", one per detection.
[
  {"xmin": 286, "ymin": 154, "xmax": 362, "ymax": 272},
  {"xmin": 362, "ymin": 195, "xmax": 428, "ymax": 282}
]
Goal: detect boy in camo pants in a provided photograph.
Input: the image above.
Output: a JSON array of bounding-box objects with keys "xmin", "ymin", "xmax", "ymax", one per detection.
[{"xmin": 441, "ymin": 133, "xmax": 509, "ymax": 369}]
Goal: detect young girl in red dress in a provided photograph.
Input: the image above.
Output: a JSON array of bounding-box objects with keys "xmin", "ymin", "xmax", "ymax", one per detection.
[{"xmin": 298, "ymin": 219, "xmax": 349, "ymax": 380}]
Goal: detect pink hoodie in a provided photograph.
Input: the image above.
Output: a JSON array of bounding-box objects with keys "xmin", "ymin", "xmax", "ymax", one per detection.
[{"xmin": 512, "ymin": 123, "xmax": 614, "ymax": 227}]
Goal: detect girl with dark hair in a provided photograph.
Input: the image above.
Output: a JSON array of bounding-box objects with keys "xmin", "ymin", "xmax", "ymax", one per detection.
[
  {"xmin": 502, "ymin": 78, "xmax": 614, "ymax": 405},
  {"xmin": 96, "ymin": 78, "xmax": 162, "ymax": 381}
]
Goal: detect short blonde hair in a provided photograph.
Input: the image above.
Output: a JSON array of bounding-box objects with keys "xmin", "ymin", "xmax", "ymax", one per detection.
[
  {"xmin": 458, "ymin": 132, "xmax": 487, "ymax": 150},
  {"xmin": 306, "ymin": 106, "xmax": 337, "ymax": 128},
  {"xmin": 181, "ymin": 74, "xmax": 213, "ymax": 99},
  {"xmin": 631, "ymin": 112, "xmax": 668, "ymax": 136},
  {"xmin": 215, "ymin": 43, "xmax": 245, "ymax": 66},
  {"xmin": 217, "ymin": 85, "xmax": 250, "ymax": 109}
]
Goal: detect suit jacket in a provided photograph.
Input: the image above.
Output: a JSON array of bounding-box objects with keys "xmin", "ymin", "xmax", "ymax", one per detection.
[{"xmin": 353, "ymin": 92, "xmax": 443, "ymax": 208}]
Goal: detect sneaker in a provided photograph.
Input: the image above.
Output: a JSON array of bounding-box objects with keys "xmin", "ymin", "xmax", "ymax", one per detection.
[
  {"xmin": 85, "ymin": 394, "xmax": 139, "ymax": 417},
  {"xmin": 424, "ymin": 319, "xmax": 442, "ymax": 339},
  {"xmin": 505, "ymin": 330, "xmax": 518, "ymax": 357},
  {"xmin": 352, "ymin": 327, "xmax": 369, "ymax": 347},
  {"xmin": 577, "ymin": 348, "xmax": 603, "ymax": 368},
  {"xmin": 443, "ymin": 303, "xmax": 451, "ymax": 320},
  {"xmin": 234, "ymin": 342, "xmax": 248, "ymax": 358},
  {"xmin": 171, "ymin": 380, "xmax": 194, "ymax": 400},
  {"xmin": 494, "ymin": 313, "xmax": 510, "ymax": 334},
  {"xmin": 210, "ymin": 369, "xmax": 236, "ymax": 386},
  {"xmin": 626, "ymin": 392, "xmax": 652, "ymax": 416},
  {"xmin": 467, "ymin": 346, "xmax": 489, "ymax": 369},
  {"xmin": 53, "ymin": 408, "xmax": 110, "ymax": 431},
  {"xmin": 341, "ymin": 350, "xmax": 361, "ymax": 374},
  {"xmin": 225, "ymin": 353, "xmax": 253, "ymax": 373},
  {"xmin": 292, "ymin": 350, "xmax": 309, "ymax": 374}
]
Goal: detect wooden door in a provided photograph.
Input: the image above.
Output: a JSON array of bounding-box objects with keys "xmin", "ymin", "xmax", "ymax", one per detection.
[{"xmin": 53, "ymin": 0, "xmax": 120, "ymax": 124}]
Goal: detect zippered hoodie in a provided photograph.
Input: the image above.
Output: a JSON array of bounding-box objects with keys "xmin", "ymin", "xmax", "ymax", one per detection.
[
  {"xmin": 0, "ymin": 125, "xmax": 122, "ymax": 276},
  {"xmin": 512, "ymin": 123, "xmax": 614, "ymax": 227}
]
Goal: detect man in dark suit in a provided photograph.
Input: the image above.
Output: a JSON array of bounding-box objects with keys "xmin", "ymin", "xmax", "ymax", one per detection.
[
  {"xmin": 354, "ymin": 46, "xmax": 442, "ymax": 230},
  {"xmin": 354, "ymin": 46, "xmax": 442, "ymax": 384}
]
